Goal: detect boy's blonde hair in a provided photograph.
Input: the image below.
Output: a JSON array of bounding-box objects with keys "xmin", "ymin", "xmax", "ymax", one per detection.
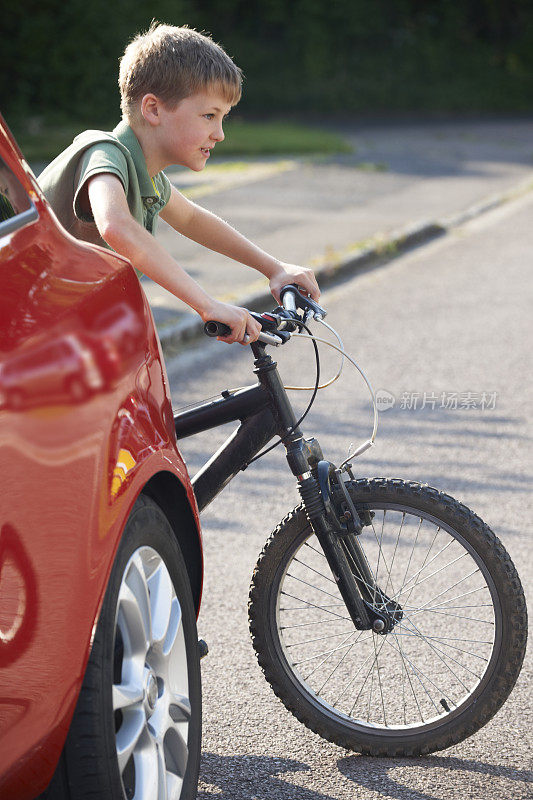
[{"xmin": 119, "ymin": 22, "xmax": 243, "ymax": 119}]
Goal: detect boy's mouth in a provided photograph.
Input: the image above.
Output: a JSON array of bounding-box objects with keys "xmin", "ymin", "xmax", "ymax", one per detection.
[{"xmin": 200, "ymin": 147, "xmax": 211, "ymax": 157}]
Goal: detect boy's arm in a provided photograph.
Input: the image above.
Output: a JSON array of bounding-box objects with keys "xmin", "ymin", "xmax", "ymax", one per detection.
[
  {"xmin": 160, "ymin": 186, "xmax": 320, "ymax": 302},
  {"xmin": 87, "ymin": 173, "xmax": 262, "ymax": 344}
]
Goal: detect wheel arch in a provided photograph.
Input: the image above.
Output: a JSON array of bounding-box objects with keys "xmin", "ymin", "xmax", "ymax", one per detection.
[{"xmin": 141, "ymin": 471, "xmax": 203, "ymax": 613}]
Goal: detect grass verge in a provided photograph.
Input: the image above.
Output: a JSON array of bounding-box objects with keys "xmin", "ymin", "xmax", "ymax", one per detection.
[
  {"xmin": 8, "ymin": 116, "xmax": 353, "ymax": 164},
  {"xmin": 214, "ymin": 119, "xmax": 353, "ymax": 156}
]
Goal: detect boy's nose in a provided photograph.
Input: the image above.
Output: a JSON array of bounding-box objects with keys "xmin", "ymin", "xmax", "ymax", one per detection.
[{"xmin": 212, "ymin": 124, "xmax": 224, "ymax": 142}]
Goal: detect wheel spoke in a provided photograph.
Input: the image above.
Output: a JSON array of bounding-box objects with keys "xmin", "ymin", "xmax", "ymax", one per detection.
[
  {"xmin": 373, "ymin": 635, "xmax": 387, "ymax": 726},
  {"xmin": 162, "ymin": 597, "xmax": 182, "ymax": 656},
  {"xmin": 293, "ymin": 636, "xmax": 361, "ymax": 666},
  {"xmin": 112, "ymin": 543, "xmax": 193, "ymax": 799},
  {"xmin": 397, "ymin": 534, "xmax": 454, "ymax": 598},
  {"xmin": 116, "ymin": 709, "xmax": 146, "ymax": 773},
  {"xmin": 406, "ymin": 607, "xmax": 494, "ymax": 625},
  {"xmin": 148, "ymin": 562, "xmax": 174, "ymax": 644},
  {"xmin": 395, "ymin": 626, "xmax": 493, "ymax": 645},
  {"xmin": 280, "ymin": 591, "xmax": 351, "ymax": 621},
  {"xmin": 400, "ymin": 516, "xmax": 423, "ymax": 594},
  {"xmin": 118, "ymin": 580, "xmax": 151, "ymax": 657},
  {"xmin": 406, "ymin": 569, "xmax": 482, "ymax": 615},
  {"xmin": 371, "ymin": 511, "xmax": 385, "ymax": 599},
  {"xmin": 303, "ymin": 630, "xmax": 370, "ymax": 682},
  {"xmin": 397, "ymin": 620, "xmax": 484, "ymax": 679},
  {"xmin": 286, "ymin": 573, "xmax": 343, "ymax": 601},
  {"xmin": 397, "ymin": 524, "xmax": 442, "ymax": 607},
  {"xmin": 166, "ymin": 771, "xmax": 184, "ymax": 800},
  {"xmin": 304, "ymin": 540, "xmax": 329, "ymax": 560},
  {"xmin": 281, "ymin": 602, "xmax": 346, "ymax": 611},
  {"xmin": 281, "ymin": 616, "xmax": 349, "ymax": 629},
  {"xmin": 410, "ymin": 603, "xmax": 493, "ymax": 610},
  {"xmin": 395, "ymin": 627, "xmax": 488, "ymax": 669},
  {"xmin": 383, "ymin": 634, "xmax": 442, "ymax": 718},
  {"xmin": 316, "ymin": 635, "xmax": 361, "ymax": 694},
  {"xmin": 396, "ymin": 551, "xmax": 471, "ymax": 600},
  {"xmin": 113, "ymin": 680, "xmax": 144, "ymax": 711},
  {"xmin": 132, "ymin": 736, "xmax": 161, "ymax": 800},
  {"xmin": 292, "ymin": 556, "xmax": 337, "ymax": 585},
  {"xmin": 262, "ymin": 487, "xmax": 516, "ymax": 739},
  {"xmin": 397, "ymin": 615, "xmax": 471, "ymax": 693},
  {"xmin": 286, "ymin": 628, "xmax": 356, "ymax": 647},
  {"xmin": 161, "ymin": 723, "xmax": 189, "ymax": 780},
  {"xmin": 346, "ymin": 635, "xmax": 388, "ymax": 715},
  {"xmin": 169, "ymin": 695, "xmax": 192, "ymax": 723},
  {"xmin": 368, "ymin": 510, "xmax": 399, "ymax": 599},
  {"xmin": 382, "ymin": 512, "xmax": 405, "ymax": 597},
  {"xmin": 395, "ymin": 631, "xmax": 425, "ymax": 723}
]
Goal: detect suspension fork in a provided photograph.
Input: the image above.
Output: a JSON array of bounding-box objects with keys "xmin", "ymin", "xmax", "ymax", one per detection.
[
  {"xmin": 297, "ymin": 475, "xmax": 374, "ymax": 630},
  {"xmin": 250, "ymin": 341, "xmax": 378, "ymax": 632}
]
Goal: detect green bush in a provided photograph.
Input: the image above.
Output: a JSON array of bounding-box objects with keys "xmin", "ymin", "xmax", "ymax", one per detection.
[{"xmin": 3, "ymin": 1, "xmax": 533, "ymax": 124}]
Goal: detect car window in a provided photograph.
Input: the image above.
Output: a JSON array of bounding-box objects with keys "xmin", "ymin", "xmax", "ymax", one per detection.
[{"xmin": 0, "ymin": 156, "xmax": 38, "ymax": 236}]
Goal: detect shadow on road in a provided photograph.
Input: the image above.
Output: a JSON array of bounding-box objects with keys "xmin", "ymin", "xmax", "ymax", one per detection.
[
  {"xmin": 337, "ymin": 753, "xmax": 533, "ymax": 800},
  {"xmin": 197, "ymin": 749, "xmax": 532, "ymax": 799},
  {"xmin": 198, "ymin": 751, "xmax": 336, "ymax": 800}
]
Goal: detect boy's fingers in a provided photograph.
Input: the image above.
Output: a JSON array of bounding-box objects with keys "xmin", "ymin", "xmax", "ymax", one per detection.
[
  {"xmin": 216, "ymin": 308, "xmax": 259, "ymax": 345},
  {"xmin": 244, "ymin": 314, "xmax": 261, "ymax": 344},
  {"xmin": 303, "ymin": 275, "xmax": 320, "ymax": 300}
]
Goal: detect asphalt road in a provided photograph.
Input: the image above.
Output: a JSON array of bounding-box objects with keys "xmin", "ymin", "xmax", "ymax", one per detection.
[
  {"xmin": 146, "ymin": 117, "xmax": 533, "ymax": 331},
  {"xmin": 166, "ymin": 191, "xmax": 532, "ymax": 800}
]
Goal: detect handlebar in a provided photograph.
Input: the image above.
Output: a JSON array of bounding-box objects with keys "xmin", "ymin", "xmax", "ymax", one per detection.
[
  {"xmin": 204, "ymin": 320, "xmax": 232, "ymax": 337},
  {"xmin": 203, "ymin": 285, "xmax": 326, "ymax": 346},
  {"xmin": 280, "ymin": 285, "xmax": 326, "ymax": 321}
]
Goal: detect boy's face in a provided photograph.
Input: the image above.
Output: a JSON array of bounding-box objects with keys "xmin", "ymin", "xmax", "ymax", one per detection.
[{"xmin": 153, "ymin": 88, "xmax": 233, "ymax": 171}]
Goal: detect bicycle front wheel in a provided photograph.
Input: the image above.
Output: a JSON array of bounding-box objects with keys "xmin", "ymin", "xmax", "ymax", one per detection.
[{"xmin": 249, "ymin": 478, "xmax": 527, "ymax": 756}]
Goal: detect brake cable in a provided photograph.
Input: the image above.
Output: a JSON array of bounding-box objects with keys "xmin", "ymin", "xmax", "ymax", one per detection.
[
  {"xmin": 289, "ymin": 329, "xmax": 379, "ymax": 463},
  {"xmin": 283, "ymin": 317, "xmax": 345, "ymax": 391}
]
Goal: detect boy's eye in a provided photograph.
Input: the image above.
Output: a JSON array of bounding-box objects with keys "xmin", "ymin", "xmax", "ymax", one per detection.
[{"xmin": 204, "ymin": 113, "xmax": 215, "ymax": 120}]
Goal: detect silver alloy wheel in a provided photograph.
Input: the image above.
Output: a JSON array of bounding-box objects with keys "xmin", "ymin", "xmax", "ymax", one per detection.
[
  {"xmin": 113, "ymin": 546, "xmax": 190, "ymax": 800},
  {"xmin": 275, "ymin": 506, "xmax": 500, "ymax": 731}
]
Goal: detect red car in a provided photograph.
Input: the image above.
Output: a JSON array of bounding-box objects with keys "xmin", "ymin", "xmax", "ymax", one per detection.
[{"xmin": 0, "ymin": 116, "xmax": 203, "ymax": 800}]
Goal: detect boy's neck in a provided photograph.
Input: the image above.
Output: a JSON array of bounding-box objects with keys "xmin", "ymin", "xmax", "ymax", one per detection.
[{"xmin": 126, "ymin": 117, "xmax": 164, "ymax": 178}]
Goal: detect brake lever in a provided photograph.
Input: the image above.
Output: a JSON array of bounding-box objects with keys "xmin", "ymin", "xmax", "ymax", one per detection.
[
  {"xmin": 280, "ymin": 284, "xmax": 327, "ymax": 320},
  {"xmin": 258, "ymin": 331, "xmax": 285, "ymax": 346}
]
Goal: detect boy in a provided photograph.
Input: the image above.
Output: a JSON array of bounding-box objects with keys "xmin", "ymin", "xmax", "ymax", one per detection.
[{"xmin": 39, "ymin": 22, "xmax": 319, "ymax": 345}]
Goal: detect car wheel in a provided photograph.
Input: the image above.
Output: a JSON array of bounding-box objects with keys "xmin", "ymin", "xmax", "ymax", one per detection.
[{"xmin": 42, "ymin": 494, "xmax": 202, "ymax": 799}]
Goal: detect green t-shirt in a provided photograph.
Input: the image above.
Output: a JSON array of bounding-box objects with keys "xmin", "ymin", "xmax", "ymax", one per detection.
[{"xmin": 38, "ymin": 120, "xmax": 171, "ymax": 252}]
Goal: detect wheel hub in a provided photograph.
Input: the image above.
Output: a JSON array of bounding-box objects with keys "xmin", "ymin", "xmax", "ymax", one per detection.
[
  {"xmin": 364, "ymin": 597, "xmax": 404, "ymax": 634},
  {"xmin": 144, "ymin": 669, "xmax": 158, "ymax": 711}
]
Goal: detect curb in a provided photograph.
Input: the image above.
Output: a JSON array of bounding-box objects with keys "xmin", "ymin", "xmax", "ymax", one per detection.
[{"xmin": 157, "ymin": 175, "xmax": 533, "ymax": 359}]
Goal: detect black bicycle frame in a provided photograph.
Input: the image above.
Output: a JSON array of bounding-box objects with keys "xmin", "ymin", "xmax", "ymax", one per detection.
[
  {"xmin": 174, "ymin": 339, "xmax": 396, "ymax": 633},
  {"xmin": 174, "ymin": 341, "xmax": 309, "ymax": 512}
]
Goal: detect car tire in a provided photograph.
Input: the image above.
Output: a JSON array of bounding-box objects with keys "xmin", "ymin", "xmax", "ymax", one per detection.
[{"xmin": 41, "ymin": 494, "xmax": 202, "ymax": 800}]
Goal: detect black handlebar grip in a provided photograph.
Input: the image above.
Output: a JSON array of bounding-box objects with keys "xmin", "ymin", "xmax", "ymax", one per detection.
[
  {"xmin": 279, "ymin": 284, "xmax": 299, "ymax": 300},
  {"xmin": 204, "ymin": 320, "xmax": 232, "ymax": 337}
]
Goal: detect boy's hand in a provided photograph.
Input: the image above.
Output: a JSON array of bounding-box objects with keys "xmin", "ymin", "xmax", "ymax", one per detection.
[
  {"xmin": 269, "ymin": 262, "xmax": 320, "ymax": 304},
  {"xmin": 200, "ymin": 300, "xmax": 262, "ymax": 345}
]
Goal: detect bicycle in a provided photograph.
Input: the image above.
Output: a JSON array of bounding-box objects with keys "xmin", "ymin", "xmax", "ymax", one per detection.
[{"xmin": 173, "ymin": 285, "xmax": 527, "ymax": 757}]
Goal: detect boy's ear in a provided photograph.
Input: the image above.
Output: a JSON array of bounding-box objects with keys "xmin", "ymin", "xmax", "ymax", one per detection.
[{"xmin": 140, "ymin": 94, "xmax": 162, "ymax": 126}]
